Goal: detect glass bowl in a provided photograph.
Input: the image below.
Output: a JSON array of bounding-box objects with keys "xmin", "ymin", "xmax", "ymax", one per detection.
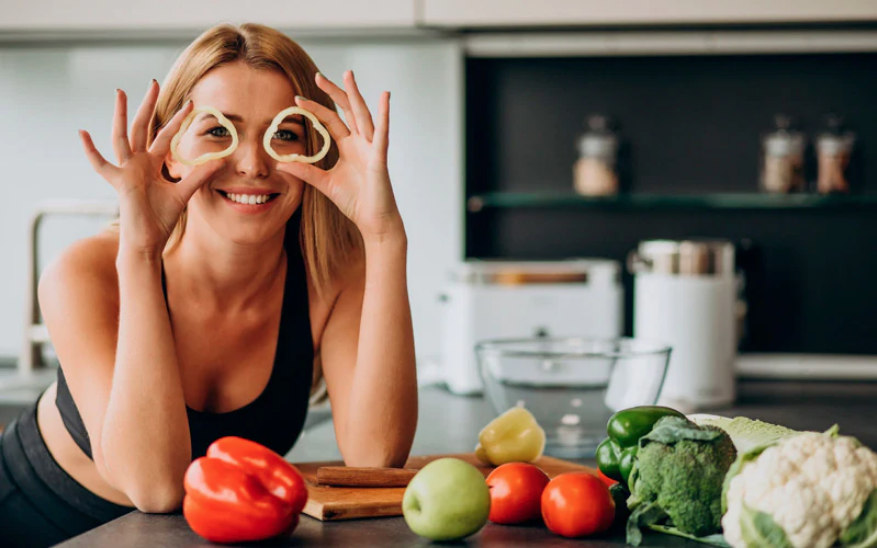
[{"xmin": 475, "ymin": 337, "xmax": 671, "ymax": 459}]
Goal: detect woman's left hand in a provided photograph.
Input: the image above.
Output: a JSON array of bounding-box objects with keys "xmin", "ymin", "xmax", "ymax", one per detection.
[{"xmin": 276, "ymin": 71, "xmax": 403, "ymax": 243}]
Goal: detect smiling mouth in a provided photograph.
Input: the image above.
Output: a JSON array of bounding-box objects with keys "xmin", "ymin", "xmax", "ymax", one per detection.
[{"xmin": 217, "ymin": 190, "xmax": 281, "ymax": 205}]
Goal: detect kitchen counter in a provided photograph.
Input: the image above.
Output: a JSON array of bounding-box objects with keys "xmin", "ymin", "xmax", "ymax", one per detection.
[{"xmin": 57, "ymin": 381, "xmax": 877, "ymax": 548}]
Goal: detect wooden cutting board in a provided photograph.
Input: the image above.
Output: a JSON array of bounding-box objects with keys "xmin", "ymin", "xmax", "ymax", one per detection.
[{"xmin": 293, "ymin": 453, "xmax": 595, "ymax": 521}]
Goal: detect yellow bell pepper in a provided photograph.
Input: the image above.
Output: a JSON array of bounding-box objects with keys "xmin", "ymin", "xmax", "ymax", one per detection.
[{"xmin": 475, "ymin": 407, "xmax": 546, "ymax": 466}]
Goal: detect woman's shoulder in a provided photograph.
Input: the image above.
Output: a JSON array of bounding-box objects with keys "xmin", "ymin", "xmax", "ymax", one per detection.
[{"xmin": 38, "ymin": 230, "xmax": 121, "ymax": 305}]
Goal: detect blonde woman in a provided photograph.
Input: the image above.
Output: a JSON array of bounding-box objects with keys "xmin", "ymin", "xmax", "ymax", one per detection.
[{"xmin": 0, "ymin": 23, "xmax": 417, "ymax": 547}]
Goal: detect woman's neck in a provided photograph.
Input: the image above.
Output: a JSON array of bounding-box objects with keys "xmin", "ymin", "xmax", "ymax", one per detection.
[{"xmin": 164, "ymin": 222, "xmax": 288, "ymax": 313}]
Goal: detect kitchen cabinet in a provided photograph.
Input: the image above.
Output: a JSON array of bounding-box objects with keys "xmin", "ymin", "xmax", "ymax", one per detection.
[
  {"xmin": 1, "ymin": 0, "xmax": 417, "ymax": 37},
  {"xmin": 422, "ymin": 0, "xmax": 877, "ymax": 28}
]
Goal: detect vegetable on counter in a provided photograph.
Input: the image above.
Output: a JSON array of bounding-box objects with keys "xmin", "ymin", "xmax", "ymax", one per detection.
[
  {"xmin": 183, "ymin": 436, "xmax": 308, "ymax": 544},
  {"xmin": 485, "ymin": 462, "xmax": 550, "ymax": 525},
  {"xmin": 689, "ymin": 414, "xmax": 798, "ymax": 453},
  {"xmin": 542, "ymin": 472, "xmax": 615, "ymax": 538},
  {"xmin": 722, "ymin": 426, "xmax": 877, "ymax": 548},
  {"xmin": 596, "ymin": 406, "xmax": 686, "ymax": 484},
  {"xmin": 626, "ymin": 416, "xmax": 737, "ymax": 545},
  {"xmin": 475, "ymin": 406, "xmax": 546, "ymax": 466}
]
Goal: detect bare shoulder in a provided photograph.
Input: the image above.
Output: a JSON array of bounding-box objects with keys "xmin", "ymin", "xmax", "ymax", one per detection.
[{"xmin": 38, "ymin": 230, "xmax": 121, "ymax": 311}]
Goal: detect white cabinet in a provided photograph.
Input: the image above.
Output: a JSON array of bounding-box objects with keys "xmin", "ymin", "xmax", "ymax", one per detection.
[
  {"xmin": 422, "ymin": 0, "xmax": 877, "ymax": 28},
  {"xmin": 1, "ymin": 0, "xmax": 417, "ymax": 36}
]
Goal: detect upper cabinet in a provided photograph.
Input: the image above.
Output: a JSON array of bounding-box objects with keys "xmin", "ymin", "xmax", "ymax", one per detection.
[
  {"xmin": 1, "ymin": 0, "xmax": 417, "ymax": 37},
  {"xmin": 420, "ymin": 0, "xmax": 877, "ymax": 28}
]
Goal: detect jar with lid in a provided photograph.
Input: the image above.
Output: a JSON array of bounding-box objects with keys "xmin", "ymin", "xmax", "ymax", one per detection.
[
  {"xmin": 816, "ymin": 114, "xmax": 855, "ymax": 194},
  {"xmin": 573, "ymin": 114, "xmax": 619, "ymax": 196},
  {"xmin": 760, "ymin": 114, "xmax": 805, "ymax": 194}
]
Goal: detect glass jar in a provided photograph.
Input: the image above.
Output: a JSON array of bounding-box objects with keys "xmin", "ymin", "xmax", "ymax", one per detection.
[
  {"xmin": 760, "ymin": 115, "xmax": 805, "ymax": 194},
  {"xmin": 816, "ymin": 114, "xmax": 855, "ymax": 194},
  {"xmin": 573, "ymin": 114, "xmax": 619, "ymax": 196}
]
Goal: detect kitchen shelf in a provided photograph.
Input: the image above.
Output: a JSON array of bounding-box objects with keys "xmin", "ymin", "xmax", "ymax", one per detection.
[{"xmin": 466, "ymin": 192, "xmax": 877, "ymax": 212}]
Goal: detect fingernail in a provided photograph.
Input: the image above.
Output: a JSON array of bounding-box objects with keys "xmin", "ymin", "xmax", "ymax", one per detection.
[
  {"xmin": 185, "ymin": 99, "xmax": 193, "ymax": 107},
  {"xmin": 116, "ymin": 88, "xmax": 121, "ymax": 94},
  {"xmin": 295, "ymin": 95, "xmax": 308, "ymax": 102},
  {"xmin": 316, "ymin": 72, "xmax": 325, "ymax": 79}
]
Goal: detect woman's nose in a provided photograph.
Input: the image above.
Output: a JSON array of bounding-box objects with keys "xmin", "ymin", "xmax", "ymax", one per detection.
[{"xmin": 233, "ymin": 136, "xmax": 270, "ymax": 179}]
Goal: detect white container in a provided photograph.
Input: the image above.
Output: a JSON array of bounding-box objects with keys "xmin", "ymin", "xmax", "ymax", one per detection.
[
  {"xmin": 630, "ymin": 240, "xmax": 737, "ymax": 411},
  {"xmin": 440, "ymin": 260, "xmax": 623, "ymax": 395}
]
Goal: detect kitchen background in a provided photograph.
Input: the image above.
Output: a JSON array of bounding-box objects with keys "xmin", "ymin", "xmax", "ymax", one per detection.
[{"xmin": 2, "ymin": 1, "xmax": 877, "ymax": 405}]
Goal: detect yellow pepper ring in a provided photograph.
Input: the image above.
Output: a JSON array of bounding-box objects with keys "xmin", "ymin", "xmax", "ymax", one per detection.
[
  {"xmin": 170, "ymin": 106, "xmax": 239, "ymax": 166},
  {"xmin": 263, "ymin": 106, "xmax": 331, "ymax": 164}
]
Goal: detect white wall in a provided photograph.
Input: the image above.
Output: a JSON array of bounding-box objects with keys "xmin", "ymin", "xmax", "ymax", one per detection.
[{"xmin": 0, "ymin": 35, "xmax": 463, "ymax": 368}]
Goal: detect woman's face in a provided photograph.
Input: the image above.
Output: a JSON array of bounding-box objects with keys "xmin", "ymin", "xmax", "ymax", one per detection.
[{"xmin": 167, "ymin": 61, "xmax": 308, "ymax": 245}]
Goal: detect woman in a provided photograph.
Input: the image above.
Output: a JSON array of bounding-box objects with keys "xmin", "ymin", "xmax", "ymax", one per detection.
[{"xmin": 0, "ymin": 22, "xmax": 417, "ymax": 547}]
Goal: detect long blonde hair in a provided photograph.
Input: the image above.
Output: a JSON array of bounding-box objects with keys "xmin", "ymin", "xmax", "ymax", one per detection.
[{"xmin": 142, "ymin": 22, "xmax": 362, "ymax": 299}]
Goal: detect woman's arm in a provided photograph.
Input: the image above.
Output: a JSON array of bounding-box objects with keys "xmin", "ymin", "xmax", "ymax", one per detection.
[
  {"xmin": 39, "ymin": 237, "xmax": 191, "ymax": 512},
  {"xmin": 319, "ymin": 232, "xmax": 418, "ymax": 468}
]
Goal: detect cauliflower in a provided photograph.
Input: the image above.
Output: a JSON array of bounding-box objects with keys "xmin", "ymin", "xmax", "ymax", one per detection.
[{"xmin": 722, "ymin": 430, "xmax": 877, "ymax": 548}]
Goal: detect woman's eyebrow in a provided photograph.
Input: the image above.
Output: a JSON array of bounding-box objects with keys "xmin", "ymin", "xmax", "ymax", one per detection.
[{"xmin": 198, "ymin": 112, "xmax": 304, "ymax": 126}]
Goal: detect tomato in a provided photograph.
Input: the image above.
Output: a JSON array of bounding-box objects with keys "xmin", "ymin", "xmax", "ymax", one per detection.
[
  {"xmin": 485, "ymin": 463, "xmax": 550, "ymax": 525},
  {"xmin": 541, "ymin": 472, "xmax": 615, "ymax": 538},
  {"xmin": 597, "ymin": 469, "xmax": 618, "ymax": 488}
]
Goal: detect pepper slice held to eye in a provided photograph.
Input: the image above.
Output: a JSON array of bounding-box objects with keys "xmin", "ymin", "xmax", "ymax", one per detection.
[
  {"xmin": 183, "ymin": 436, "xmax": 309, "ymax": 544},
  {"xmin": 171, "ymin": 106, "xmax": 239, "ymax": 166},
  {"xmin": 263, "ymin": 106, "xmax": 332, "ymax": 164}
]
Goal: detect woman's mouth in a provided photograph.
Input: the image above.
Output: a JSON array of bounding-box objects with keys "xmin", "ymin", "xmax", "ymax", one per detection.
[{"xmin": 216, "ymin": 190, "xmax": 281, "ymax": 213}]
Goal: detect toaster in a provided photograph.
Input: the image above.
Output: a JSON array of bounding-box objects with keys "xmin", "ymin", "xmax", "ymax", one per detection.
[{"xmin": 439, "ymin": 259, "xmax": 624, "ymax": 395}]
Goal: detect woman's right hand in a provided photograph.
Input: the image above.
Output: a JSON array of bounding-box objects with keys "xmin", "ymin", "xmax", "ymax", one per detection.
[{"xmin": 79, "ymin": 80, "xmax": 225, "ymax": 259}]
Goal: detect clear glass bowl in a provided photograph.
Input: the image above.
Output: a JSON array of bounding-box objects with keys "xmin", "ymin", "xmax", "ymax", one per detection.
[{"xmin": 475, "ymin": 337, "xmax": 671, "ymax": 459}]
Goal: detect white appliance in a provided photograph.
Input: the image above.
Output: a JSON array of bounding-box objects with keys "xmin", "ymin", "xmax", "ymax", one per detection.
[
  {"xmin": 630, "ymin": 239, "xmax": 737, "ymax": 411},
  {"xmin": 440, "ymin": 259, "xmax": 623, "ymax": 395}
]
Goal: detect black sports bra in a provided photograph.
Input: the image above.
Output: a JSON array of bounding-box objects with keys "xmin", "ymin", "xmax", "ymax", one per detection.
[{"xmin": 55, "ymin": 214, "xmax": 314, "ymax": 460}]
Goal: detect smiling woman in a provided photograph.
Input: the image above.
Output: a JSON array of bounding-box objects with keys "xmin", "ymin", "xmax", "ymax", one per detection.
[{"xmin": 0, "ymin": 22, "xmax": 417, "ymax": 548}]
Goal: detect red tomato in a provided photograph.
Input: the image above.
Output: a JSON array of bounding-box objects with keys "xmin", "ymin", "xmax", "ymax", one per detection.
[
  {"xmin": 597, "ymin": 469, "xmax": 618, "ymax": 488},
  {"xmin": 485, "ymin": 463, "xmax": 551, "ymax": 525},
  {"xmin": 541, "ymin": 472, "xmax": 615, "ymax": 538}
]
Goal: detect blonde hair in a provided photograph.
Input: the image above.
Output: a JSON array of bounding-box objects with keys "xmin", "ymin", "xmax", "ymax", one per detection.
[
  {"xmin": 113, "ymin": 23, "xmax": 362, "ymax": 397},
  {"xmin": 137, "ymin": 22, "xmax": 361, "ymax": 299}
]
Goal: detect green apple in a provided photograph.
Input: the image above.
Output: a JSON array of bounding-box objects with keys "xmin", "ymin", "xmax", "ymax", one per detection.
[{"xmin": 402, "ymin": 458, "xmax": 490, "ymax": 541}]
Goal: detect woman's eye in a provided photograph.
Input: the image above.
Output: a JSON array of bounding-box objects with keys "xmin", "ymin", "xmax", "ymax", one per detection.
[
  {"xmin": 273, "ymin": 129, "xmax": 300, "ymax": 142},
  {"xmin": 207, "ymin": 126, "xmax": 230, "ymax": 138}
]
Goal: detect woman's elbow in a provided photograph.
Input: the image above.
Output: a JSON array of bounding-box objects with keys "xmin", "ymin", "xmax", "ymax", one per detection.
[{"xmin": 128, "ymin": 483, "xmax": 184, "ymax": 514}]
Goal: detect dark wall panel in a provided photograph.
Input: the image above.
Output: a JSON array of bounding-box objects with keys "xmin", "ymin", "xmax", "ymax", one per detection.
[{"xmin": 465, "ymin": 52, "xmax": 877, "ymax": 354}]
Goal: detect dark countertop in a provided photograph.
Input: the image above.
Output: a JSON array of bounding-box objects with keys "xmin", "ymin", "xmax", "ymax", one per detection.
[{"xmin": 57, "ymin": 381, "xmax": 877, "ymax": 548}]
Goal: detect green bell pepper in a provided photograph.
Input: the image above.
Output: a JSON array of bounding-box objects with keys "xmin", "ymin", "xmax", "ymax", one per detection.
[{"xmin": 596, "ymin": 406, "xmax": 685, "ymax": 484}]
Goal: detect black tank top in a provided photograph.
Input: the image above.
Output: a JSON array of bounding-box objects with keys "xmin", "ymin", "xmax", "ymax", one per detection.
[{"xmin": 54, "ymin": 216, "xmax": 314, "ymax": 460}]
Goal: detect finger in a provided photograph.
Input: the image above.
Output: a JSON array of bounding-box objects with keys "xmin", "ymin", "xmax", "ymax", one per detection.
[
  {"xmin": 294, "ymin": 96, "xmax": 351, "ymax": 143},
  {"xmin": 79, "ymin": 130, "xmax": 119, "ymax": 187},
  {"xmin": 315, "ymin": 71, "xmax": 359, "ymax": 135},
  {"xmin": 112, "ymin": 89, "xmax": 132, "ymax": 164},
  {"xmin": 276, "ymin": 161, "xmax": 330, "ymax": 195},
  {"xmin": 175, "ymin": 158, "xmax": 226, "ymax": 203},
  {"xmin": 130, "ymin": 79, "xmax": 159, "ymax": 152},
  {"xmin": 372, "ymin": 91, "xmax": 390, "ymax": 160},
  {"xmin": 149, "ymin": 100, "xmax": 194, "ymax": 156},
  {"xmin": 343, "ymin": 71, "xmax": 375, "ymax": 142}
]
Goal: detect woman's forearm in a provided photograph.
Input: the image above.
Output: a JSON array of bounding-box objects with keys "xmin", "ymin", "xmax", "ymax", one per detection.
[
  {"xmin": 101, "ymin": 250, "xmax": 191, "ymax": 511},
  {"xmin": 344, "ymin": 232, "xmax": 418, "ymax": 467}
]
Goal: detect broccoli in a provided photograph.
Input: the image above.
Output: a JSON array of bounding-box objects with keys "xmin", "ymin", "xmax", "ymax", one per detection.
[{"xmin": 626, "ymin": 416, "xmax": 737, "ymax": 545}]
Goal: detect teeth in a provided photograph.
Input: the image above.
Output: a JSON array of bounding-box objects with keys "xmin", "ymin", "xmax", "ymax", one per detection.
[{"xmin": 224, "ymin": 192, "xmax": 272, "ymax": 205}]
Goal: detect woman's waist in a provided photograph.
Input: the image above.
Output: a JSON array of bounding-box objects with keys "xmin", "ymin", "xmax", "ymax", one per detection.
[{"xmin": 35, "ymin": 382, "xmax": 135, "ymax": 508}]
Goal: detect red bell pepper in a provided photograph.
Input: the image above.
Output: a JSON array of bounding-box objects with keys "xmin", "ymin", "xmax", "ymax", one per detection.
[{"xmin": 183, "ymin": 436, "xmax": 308, "ymax": 544}]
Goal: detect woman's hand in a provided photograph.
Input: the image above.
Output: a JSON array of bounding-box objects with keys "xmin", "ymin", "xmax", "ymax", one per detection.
[
  {"xmin": 276, "ymin": 71, "xmax": 403, "ymax": 243},
  {"xmin": 79, "ymin": 80, "xmax": 225, "ymax": 258}
]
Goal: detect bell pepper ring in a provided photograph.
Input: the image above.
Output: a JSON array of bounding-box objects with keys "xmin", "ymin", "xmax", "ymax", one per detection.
[
  {"xmin": 170, "ymin": 106, "xmax": 239, "ymax": 166},
  {"xmin": 183, "ymin": 436, "xmax": 308, "ymax": 544},
  {"xmin": 263, "ymin": 106, "xmax": 331, "ymax": 164}
]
